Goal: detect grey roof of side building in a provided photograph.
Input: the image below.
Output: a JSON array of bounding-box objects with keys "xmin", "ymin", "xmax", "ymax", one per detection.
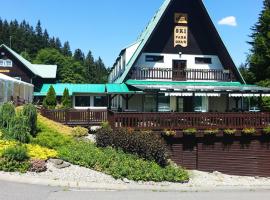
[{"xmin": 0, "ymin": 44, "xmax": 57, "ymax": 79}]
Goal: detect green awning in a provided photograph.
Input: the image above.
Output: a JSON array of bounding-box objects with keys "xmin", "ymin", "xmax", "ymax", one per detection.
[
  {"xmin": 35, "ymin": 84, "xmax": 106, "ymax": 96},
  {"xmin": 106, "ymin": 84, "xmax": 141, "ymax": 94}
]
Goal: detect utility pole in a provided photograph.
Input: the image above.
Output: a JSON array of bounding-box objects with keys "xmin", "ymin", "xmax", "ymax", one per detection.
[{"xmin": 9, "ymin": 36, "xmax": 12, "ymax": 48}]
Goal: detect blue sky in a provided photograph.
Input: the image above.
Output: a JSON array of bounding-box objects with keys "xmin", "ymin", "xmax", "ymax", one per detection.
[{"xmin": 0, "ymin": 0, "xmax": 264, "ymax": 67}]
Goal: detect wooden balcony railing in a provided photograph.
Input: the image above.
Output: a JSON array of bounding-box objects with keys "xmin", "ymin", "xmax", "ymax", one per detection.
[
  {"xmin": 131, "ymin": 68, "xmax": 234, "ymax": 81},
  {"xmin": 41, "ymin": 109, "xmax": 107, "ymax": 126},
  {"xmin": 108, "ymin": 111, "xmax": 270, "ymax": 130}
]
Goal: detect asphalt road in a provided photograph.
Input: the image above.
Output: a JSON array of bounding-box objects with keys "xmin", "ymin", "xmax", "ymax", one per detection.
[{"xmin": 1, "ymin": 181, "xmax": 270, "ymax": 200}]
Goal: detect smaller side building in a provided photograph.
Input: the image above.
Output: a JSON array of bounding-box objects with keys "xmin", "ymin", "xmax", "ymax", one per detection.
[{"xmin": 0, "ymin": 44, "xmax": 57, "ymax": 92}]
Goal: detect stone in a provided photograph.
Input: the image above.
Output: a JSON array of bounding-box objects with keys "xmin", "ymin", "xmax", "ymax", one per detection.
[
  {"xmin": 49, "ymin": 159, "xmax": 64, "ymax": 165},
  {"xmin": 54, "ymin": 162, "xmax": 71, "ymax": 169}
]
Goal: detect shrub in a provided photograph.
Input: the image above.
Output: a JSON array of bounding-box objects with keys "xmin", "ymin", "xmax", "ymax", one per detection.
[
  {"xmin": 21, "ymin": 104, "xmax": 37, "ymax": 136},
  {"xmin": 204, "ymin": 128, "xmax": 219, "ymax": 135},
  {"xmin": 224, "ymin": 129, "xmax": 237, "ymax": 135},
  {"xmin": 26, "ymin": 144, "xmax": 58, "ymax": 160},
  {"xmin": 71, "ymin": 126, "xmax": 89, "ymax": 137},
  {"xmin": 0, "ymin": 102, "xmax": 15, "ymax": 129},
  {"xmin": 100, "ymin": 121, "xmax": 112, "ymax": 130},
  {"xmin": 58, "ymin": 141, "xmax": 189, "ymax": 182},
  {"xmin": 163, "ymin": 129, "xmax": 176, "ymax": 137},
  {"xmin": 263, "ymin": 126, "xmax": 270, "ymax": 134},
  {"xmin": 7, "ymin": 115, "xmax": 31, "ymax": 143},
  {"xmin": 0, "ymin": 159, "xmax": 30, "ymax": 173},
  {"xmin": 96, "ymin": 128, "xmax": 168, "ymax": 166},
  {"xmin": 242, "ymin": 128, "xmax": 256, "ymax": 135},
  {"xmin": 43, "ymin": 85, "xmax": 57, "ymax": 109},
  {"xmin": 29, "ymin": 159, "xmax": 47, "ymax": 173},
  {"xmin": 183, "ymin": 128, "xmax": 197, "ymax": 135},
  {"xmin": 62, "ymin": 88, "xmax": 72, "ymax": 109},
  {"xmin": 2, "ymin": 145, "xmax": 29, "ymax": 162}
]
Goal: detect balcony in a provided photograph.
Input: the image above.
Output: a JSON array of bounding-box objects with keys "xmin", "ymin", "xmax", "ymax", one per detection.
[{"xmin": 130, "ymin": 68, "xmax": 235, "ymax": 82}]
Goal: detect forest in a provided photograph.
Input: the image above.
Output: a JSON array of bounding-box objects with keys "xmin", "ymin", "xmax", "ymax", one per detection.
[{"xmin": 0, "ymin": 19, "xmax": 109, "ymax": 84}]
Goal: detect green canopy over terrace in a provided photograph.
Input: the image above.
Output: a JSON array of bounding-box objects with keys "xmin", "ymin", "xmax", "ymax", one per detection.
[{"xmin": 34, "ymin": 83, "xmax": 142, "ymax": 96}]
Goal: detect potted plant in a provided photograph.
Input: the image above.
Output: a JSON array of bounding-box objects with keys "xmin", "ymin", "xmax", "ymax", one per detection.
[
  {"xmin": 162, "ymin": 129, "xmax": 177, "ymax": 137},
  {"xmin": 183, "ymin": 128, "xmax": 197, "ymax": 136},
  {"xmin": 204, "ymin": 128, "xmax": 219, "ymax": 136},
  {"xmin": 242, "ymin": 128, "xmax": 256, "ymax": 136},
  {"xmin": 224, "ymin": 129, "xmax": 237, "ymax": 136}
]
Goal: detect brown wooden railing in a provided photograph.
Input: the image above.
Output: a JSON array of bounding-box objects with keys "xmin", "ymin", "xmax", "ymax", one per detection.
[
  {"xmin": 131, "ymin": 68, "xmax": 234, "ymax": 81},
  {"xmin": 41, "ymin": 109, "xmax": 107, "ymax": 126},
  {"xmin": 108, "ymin": 111, "xmax": 270, "ymax": 130}
]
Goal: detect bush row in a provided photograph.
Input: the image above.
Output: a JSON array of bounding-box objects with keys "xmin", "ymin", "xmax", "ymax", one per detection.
[
  {"xmin": 96, "ymin": 127, "xmax": 168, "ymax": 166},
  {"xmin": 35, "ymin": 116, "xmax": 189, "ymax": 182}
]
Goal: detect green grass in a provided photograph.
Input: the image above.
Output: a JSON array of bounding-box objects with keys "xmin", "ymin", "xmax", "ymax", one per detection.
[{"xmin": 34, "ymin": 115, "xmax": 189, "ymax": 183}]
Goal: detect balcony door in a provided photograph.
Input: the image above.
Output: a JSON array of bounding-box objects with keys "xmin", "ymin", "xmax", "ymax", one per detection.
[{"xmin": 172, "ymin": 60, "xmax": 187, "ymax": 81}]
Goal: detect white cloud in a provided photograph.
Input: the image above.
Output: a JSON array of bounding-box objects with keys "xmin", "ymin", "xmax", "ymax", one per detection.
[{"xmin": 218, "ymin": 16, "xmax": 237, "ymax": 27}]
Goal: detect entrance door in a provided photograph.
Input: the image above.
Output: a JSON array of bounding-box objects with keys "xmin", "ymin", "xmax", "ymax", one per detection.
[{"xmin": 172, "ymin": 60, "xmax": 187, "ymax": 81}]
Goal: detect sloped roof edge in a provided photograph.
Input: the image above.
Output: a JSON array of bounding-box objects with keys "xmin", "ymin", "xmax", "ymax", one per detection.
[{"xmin": 0, "ymin": 44, "xmax": 57, "ymax": 79}]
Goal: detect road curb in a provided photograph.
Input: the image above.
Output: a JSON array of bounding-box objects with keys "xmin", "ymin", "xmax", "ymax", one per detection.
[{"xmin": 1, "ymin": 173, "xmax": 270, "ymax": 192}]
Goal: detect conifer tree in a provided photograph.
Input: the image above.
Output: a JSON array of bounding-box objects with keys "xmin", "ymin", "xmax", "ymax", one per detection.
[
  {"xmin": 249, "ymin": 0, "xmax": 270, "ymax": 82},
  {"xmin": 62, "ymin": 88, "xmax": 72, "ymax": 109},
  {"xmin": 43, "ymin": 85, "xmax": 57, "ymax": 109},
  {"xmin": 62, "ymin": 41, "xmax": 72, "ymax": 57}
]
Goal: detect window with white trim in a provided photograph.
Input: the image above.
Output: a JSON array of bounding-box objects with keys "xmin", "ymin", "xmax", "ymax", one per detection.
[{"xmin": 0, "ymin": 59, "xmax": 13, "ymax": 67}]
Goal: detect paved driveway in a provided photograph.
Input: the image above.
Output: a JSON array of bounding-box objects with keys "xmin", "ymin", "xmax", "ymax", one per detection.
[{"xmin": 1, "ymin": 180, "xmax": 270, "ymax": 200}]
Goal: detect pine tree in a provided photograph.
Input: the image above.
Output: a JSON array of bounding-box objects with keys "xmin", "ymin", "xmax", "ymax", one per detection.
[
  {"xmin": 62, "ymin": 88, "xmax": 72, "ymax": 109},
  {"xmin": 62, "ymin": 41, "xmax": 72, "ymax": 57},
  {"xmin": 249, "ymin": 0, "xmax": 270, "ymax": 82},
  {"xmin": 73, "ymin": 48, "xmax": 85, "ymax": 63},
  {"xmin": 43, "ymin": 85, "xmax": 57, "ymax": 109}
]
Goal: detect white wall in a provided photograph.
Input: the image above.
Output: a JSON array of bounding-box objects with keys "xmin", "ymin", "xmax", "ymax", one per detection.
[{"xmin": 134, "ymin": 53, "xmax": 223, "ymax": 70}]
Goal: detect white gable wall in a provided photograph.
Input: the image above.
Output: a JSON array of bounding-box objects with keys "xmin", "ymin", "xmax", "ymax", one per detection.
[{"xmin": 134, "ymin": 53, "xmax": 223, "ymax": 70}]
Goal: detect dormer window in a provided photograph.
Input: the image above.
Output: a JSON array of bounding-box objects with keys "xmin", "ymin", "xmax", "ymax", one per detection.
[
  {"xmin": 145, "ymin": 55, "xmax": 164, "ymax": 63},
  {"xmin": 195, "ymin": 57, "xmax": 212, "ymax": 64},
  {"xmin": 0, "ymin": 59, "xmax": 13, "ymax": 67}
]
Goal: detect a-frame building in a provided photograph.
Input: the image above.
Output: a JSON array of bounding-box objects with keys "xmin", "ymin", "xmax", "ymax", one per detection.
[{"xmin": 108, "ymin": 0, "xmax": 269, "ymax": 112}]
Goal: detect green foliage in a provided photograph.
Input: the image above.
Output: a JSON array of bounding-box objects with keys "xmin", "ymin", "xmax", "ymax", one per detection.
[
  {"xmin": 0, "ymin": 19, "xmax": 109, "ymax": 84},
  {"xmin": 183, "ymin": 128, "xmax": 197, "ymax": 135},
  {"xmin": 204, "ymin": 128, "xmax": 219, "ymax": 135},
  {"xmin": 263, "ymin": 126, "xmax": 270, "ymax": 134},
  {"xmin": 242, "ymin": 128, "xmax": 256, "ymax": 135},
  {"xmin": 58, "ymin": 141, "xmax": 188, "ymax": 182},
  {"xmin": 248, "ymin": 0, "xmax": 270, "ymax": 82},
  {"xmin": 223, "ymin": 129, "xmax": 237, "ymax": 135},
  {"xmin": 62, "ymin": 88, "xmax": 72, "ymax": 109},
  {"xmin": 32, "ymin": 124, "xmax": 72, "ymax": 149},
  {"xmin": 21, "ymin": 104, "xmax": 37, "ymax": 136},
  {"xmin": 7, "ymin": 115, "xmax": 31, "ymax": 143},
  {"xmin": 35, "ymin": 115, "xmax": 188, "ymax": 182},
  {"xmin": 162, "ymin": 129, "xmax": 176, "ymax": 137},
  {"xmin": 2, "ymin": 145, "xmax": 29, "ymax": 162},
  {"xmin": 71, "ymin": 126, "xmax": 89, "ymax": 137},
  {"xmin": 100, "ymin": 121, "xmax": 112, "ymax": 130},
  {"xmin": 0, "ymin": 102, "xmax": 16, "ymax": 129},
  {"xmin": 43, "ymin": 85, "xmax": 57, "ymax": 109},
  {"xmin": 0, "ymin": 159, "xmax": 30, "ymax": 173},
  {"xmin": 96, "ymin": 128, "xmax": 168, "ymax": 166}
]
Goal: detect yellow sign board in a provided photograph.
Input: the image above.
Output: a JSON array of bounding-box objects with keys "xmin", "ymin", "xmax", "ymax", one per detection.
[
  {"xmin": 0, "ymin": 70, "xmax": 10, "ymax": 73},
  {"xmin": 174, "ymin": 26, "xmax": 188, "ymax": 47},
  {"xmin": 174, "ymin": 13, "xmax": 188, "ymax": 24}
]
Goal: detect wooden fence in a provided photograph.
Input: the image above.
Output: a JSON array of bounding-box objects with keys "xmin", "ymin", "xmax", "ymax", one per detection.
[
  {"xmin": 108, "ymin": 111, "xmax": 270, "ymax": 130},
  {"xmin": 41, "ymin": 109, "xmax": 107, "ymax": 127}
]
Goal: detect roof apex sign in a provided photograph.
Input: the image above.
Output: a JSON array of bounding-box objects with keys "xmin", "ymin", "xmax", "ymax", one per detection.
[{"xmin": 174, "ymin": 13, "xmax": 188, "ymax": 47}]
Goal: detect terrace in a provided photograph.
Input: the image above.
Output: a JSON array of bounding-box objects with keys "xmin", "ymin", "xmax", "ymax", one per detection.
[{"xmin": 130, "ymin": 68, "xmax": 235, "ymax": 81}]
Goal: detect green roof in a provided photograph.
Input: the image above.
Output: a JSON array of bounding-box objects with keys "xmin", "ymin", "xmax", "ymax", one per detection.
[
  {"xmin": 106, "ymin": 84, "xmax": 141, "ymax": 94},
  {"xmin": 126, "ymin": 80, "xmax": 244, "ymax": 87},
  {"xmin": 35, "ymin": 83, "xmax": 142, "ymax": 96},
  {"xmin": 36, "ymin": 84, "xmax": 106, "ymax": 96}
]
